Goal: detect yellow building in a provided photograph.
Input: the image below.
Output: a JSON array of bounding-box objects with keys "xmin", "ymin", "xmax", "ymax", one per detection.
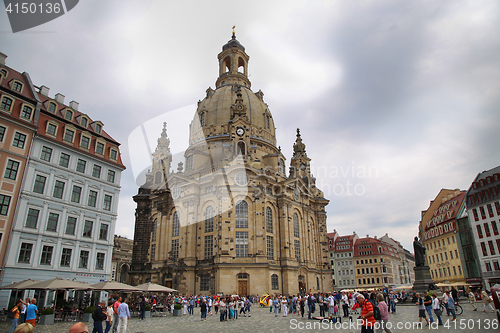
[
  {"xmin": 129, "ymin": 33, "xmax": 330, "ymax": 296},
  {"xmin": 420, "ymin": 189, "xmax": 467, "ymax": 285}
]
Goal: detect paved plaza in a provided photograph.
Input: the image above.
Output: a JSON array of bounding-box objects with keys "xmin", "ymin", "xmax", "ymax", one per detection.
[{"xmin": 1, "ymin": 303, "xmax": 498, "ymax": 333}]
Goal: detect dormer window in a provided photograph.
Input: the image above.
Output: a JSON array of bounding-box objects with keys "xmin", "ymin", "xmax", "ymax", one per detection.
[
  {"xmin": 109, "ymin": 148, "xmax": 118, "ymax": 161},
  {"xmin": 20, "ymin": 105, "xmax": 33, "ymax": 120},
  {"xmin": 0, "ymin": 68, "xmax": 7, "ymax": 77},
  {"xmin": 12, "ymin": 81, "xmax": 23, "ymax": 93},
  {"xmin": 48, "ymin": 102, "xmax": 57, "ymax": 113},
  {"xmin": 65, "ymin": 109, "xmax": 73, "ymax": 121},
  {"xmin": 80, "ymin": 117, "xmax": 88, "ymax": 128},
  {"xmin": 95, "ymin": 123, "xmax": 102, "ymax": 134}
]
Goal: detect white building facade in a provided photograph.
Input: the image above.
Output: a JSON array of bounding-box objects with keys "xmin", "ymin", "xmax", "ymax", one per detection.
[
  {"xmin": 0, "ymin": 88, "xmax": 125, "ymax": 308},
  {"xmin": 466, "ymin": 166, "xmax": 500, "ymax": 290}
]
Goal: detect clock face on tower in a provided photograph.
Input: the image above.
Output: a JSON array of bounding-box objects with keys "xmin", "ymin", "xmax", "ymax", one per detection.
[{"xmin": 236, "ymin": 127, "xmax": 245, "ymax": 136}]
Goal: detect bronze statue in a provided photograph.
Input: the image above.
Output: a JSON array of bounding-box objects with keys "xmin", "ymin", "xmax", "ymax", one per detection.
[{"xmin": 413, "ymin": 236, "xmax": 426, "ymax": 266}]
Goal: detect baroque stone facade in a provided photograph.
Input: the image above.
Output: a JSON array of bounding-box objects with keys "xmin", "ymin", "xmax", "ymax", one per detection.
[{"xmin": 129, "ymin": 33, "xmax": 330, "ymax": 296}]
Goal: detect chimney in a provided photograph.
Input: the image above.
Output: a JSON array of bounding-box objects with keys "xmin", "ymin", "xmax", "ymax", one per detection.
[
  {"xmin": 55, "ymin": 93, "xmax": 65, "ymax": 104},
  {"xmin": 374, "ymin": 235, "xmax": 377, "ymax": 239},
  {"xmin": 385, "ymin": 233, "xmax": 388, "ymax": 237},
  {"xmin": 0, "ymin": 52, "xmax": 7, "ymax": 66},
  {"xmin": 39, "ymin": 86, "xmax": 50, "ymax": 97},
  {"xmin": 353, "ymin": 231, "xmax": 356, "ymax": 235},
  {"xmin": 366, "ymin": 234, "xmax": 369, "ymax": 238},
  {"xmin": 69, "ymin": 100, "xmax": 79, "ymax": 111}
]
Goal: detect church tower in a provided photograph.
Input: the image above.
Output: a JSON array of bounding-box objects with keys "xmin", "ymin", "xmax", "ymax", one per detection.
[{"xmin": 130, "ymin": 32, "xmax": 331, "ymax": 295}]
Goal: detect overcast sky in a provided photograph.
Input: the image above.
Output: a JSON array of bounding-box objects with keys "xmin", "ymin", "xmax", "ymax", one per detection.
[{"xmin": 2, "ymin": 0, "xmax": 499, "ymax": 252}]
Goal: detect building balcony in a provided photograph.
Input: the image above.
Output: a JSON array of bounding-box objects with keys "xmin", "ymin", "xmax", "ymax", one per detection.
[{"xmin": 482, "ymin": 271, "xmax": 500, "ymax": 278}]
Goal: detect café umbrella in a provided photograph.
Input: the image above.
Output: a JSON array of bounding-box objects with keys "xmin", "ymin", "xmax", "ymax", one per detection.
[
  {"xmin": 26, "ymin": 277, "xmax": 94, "ymax": 308},
  {"xmin": 27, "ymin": 277, "xmax": 94, "ymax": 290},
  {"xmin": 90, "ymin": 281, "xmax": 140, "ymax": 291},
  {"xmin": 0, "ymin": 278, "xmax": 41, "ymax": 290},
  {"xmin": 135, "ymin": 282, "xmax": 177, "ymax": 293},
  {"xmin": 0, "ymin": 279, "xmax": 42, "ymax": 303}
]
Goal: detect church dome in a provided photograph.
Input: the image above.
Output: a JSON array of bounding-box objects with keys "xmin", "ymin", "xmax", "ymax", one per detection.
[{"xmin": 188, "ymin": 34, "xmax": 276, "ymax": 148}]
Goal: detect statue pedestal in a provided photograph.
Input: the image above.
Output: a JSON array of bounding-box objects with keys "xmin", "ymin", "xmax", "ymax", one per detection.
[{"xmin": 412, "ymin": 266, "xmax": 435, "ymax": 293}]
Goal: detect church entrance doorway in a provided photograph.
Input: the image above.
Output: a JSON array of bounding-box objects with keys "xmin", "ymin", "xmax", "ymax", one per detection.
[
  {"xmin": 298, "ymin": 275, "xmax": 306, "ymax": 295},
  {"xmin": 237, "ymin": 273, "xmax": 248, "ymax": 296}
]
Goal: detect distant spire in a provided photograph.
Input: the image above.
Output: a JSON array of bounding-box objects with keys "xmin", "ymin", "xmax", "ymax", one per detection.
[
  {"xmin": 156, "ymin": 122, "xmax": 170, "ymax": 153},
  {"xmin": 161, "ymin": 122, "xmax": 167, "ymax": 137},
  {"xmin": 293, "ymin": 128, "xmax": 306, "ymax": 156}
]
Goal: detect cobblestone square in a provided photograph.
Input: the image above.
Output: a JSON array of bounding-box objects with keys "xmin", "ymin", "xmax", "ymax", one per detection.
[{"xmin": 1, "ymin": 303, "xmax": 498, "ymax": 333}]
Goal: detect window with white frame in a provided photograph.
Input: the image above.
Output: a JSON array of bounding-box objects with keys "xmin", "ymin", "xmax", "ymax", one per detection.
[
  {"xmin": 60, "ymin": 248, "xmax": 72, "ymax": 266},
  {"xmin": 18, "ymin": 243, "xmax": 33, "ymax": 263},
  {"xmin": 236, "ymin": 231, "xmax": 249, "ymax": 257}
]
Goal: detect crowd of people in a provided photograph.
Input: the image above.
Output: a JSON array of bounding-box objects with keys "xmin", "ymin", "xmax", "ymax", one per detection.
[{"xmin": 4, "ymin": 287, "xmax": 498, "ymax": 333}]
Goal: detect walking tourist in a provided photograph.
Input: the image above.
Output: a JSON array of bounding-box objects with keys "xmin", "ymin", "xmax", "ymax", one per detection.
[
  {"xmin": 431, "ymin": 294, "xmax": 443, "ymax": 325},
  {"xmin": 117, "ymin": 298, "xmax": 130, "ymax": 333},
  {"xmin": 375, "ymin": 293, "xmax": 393, "ymax": 333}
]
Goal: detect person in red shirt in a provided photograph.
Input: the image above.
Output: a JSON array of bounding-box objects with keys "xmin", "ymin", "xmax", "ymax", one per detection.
[
  {"xmin": 112, "ymin": 296, "xmax": 121, "ymax": 333},
  {"xmin": 357, "ymin": 295, "xmax": 376, "ymax": 333}
]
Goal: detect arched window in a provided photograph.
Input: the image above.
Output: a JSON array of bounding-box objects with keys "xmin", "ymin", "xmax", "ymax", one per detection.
[
  {"xmin": 235, "ymin": 200, "xmax": 248, "ymax": 228},
  {"xmin": 293, "ymin": 213, "xmax": 300, "ymax": 237},
  {"xmin": 266, "ymin": 207, "xmax": 273, "ymax": 233},
  {"xmin": 120, "ymin": 264, "xmax": 129, "ymax": 284},
  {"xmin": 65, "ymin": 109, "xmax": 73, "ymax": 120},
  {"xmin": 172, "ymin": 211, "xmax": 180, "ymax": 237},
  {"xmin": 278, "ymin": 159, "xmax": 285, "ymax": 175},
  {"xmin": 152, "ymin": 218, "xmax": 157, "ymax": 242},
  {"xmin": 271, "ymin": 274, "xmax": 279, "ymax": 290},
  {"xmin": 155, "ymin": 171, "xmax": 162, "ymax": 184},
  {"xmin": 223, "ymin": 57, "xmax": 231, "ymax": 73},
  {"xmin": 238, "ymin": 57, "xmax": 245, "ymax": 74},
  {"xmin": 186, "ymin": 155, "xmax": 193, "ymax": 171},
  {"xmin": 48, "ymin": 102, "xmax": 57, "ymax": 113},
  {"xmin": 205, "ymin": 206, "xmax": 214, "ymax": 233},
  {"xmin": 237, "ymin": 141, "xmax": 246, "ymax": 155},
  {"xmin": 266, "ymin": 115, "xmax": 270, "ymax": 129},
  {"xmin": 200, "ymin": 112, "xmax": 205, "ymax": 127}
]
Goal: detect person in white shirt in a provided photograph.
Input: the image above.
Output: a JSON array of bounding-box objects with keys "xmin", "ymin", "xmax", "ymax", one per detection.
[
  {"xmin": 281, "ymin": 296, "xmax": 288, "ymax": 317},
  {"xmin": 105, "ymin": 301, "xmax": 114, "ymax": 333},
  {"xmin": 442, "ymin": 291, "xmax": 450, "ymax": 316},
  {"xmin": 468, "ymin": 290, "xmax": 477, "ymax": 311},
  {"xmin": 432, "ymin": 294, "xmax": 443, "ymax": 325},
  {"xmin": 208, "ymin": 297, "xmax": 213, "ymax": 315},
  {"xmin": 328, "ymin": 293, "xmax": 335, "ymax": 316}
]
